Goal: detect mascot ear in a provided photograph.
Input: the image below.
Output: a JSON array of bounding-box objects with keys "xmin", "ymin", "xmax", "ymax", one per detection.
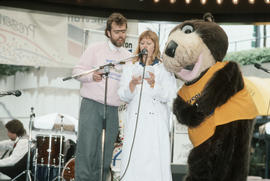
[{"xmin": 203, "ymin": 12, "xmax": 214, "ymax": 22}]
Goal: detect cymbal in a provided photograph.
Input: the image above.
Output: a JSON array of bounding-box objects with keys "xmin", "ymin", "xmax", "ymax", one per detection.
[{"xmin": 53, "ymin": 123, "xmax": 75, "ymax": 132}]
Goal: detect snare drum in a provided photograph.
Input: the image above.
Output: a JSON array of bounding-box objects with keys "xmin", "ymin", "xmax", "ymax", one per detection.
[
  {"xmin": 62, "ymin": 157, "xmax": 75, "ymax": 181},
  {"xmin": 36, "ymin": 134, "xmax": 65, "ymax": 166}
]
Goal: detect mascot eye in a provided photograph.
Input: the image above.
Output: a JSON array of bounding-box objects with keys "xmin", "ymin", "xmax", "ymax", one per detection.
[{"xmin": 181, "ymin": 25, "xmax": 194, "ymax": 34}]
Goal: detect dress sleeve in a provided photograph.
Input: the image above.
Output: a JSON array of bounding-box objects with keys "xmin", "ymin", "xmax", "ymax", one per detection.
[
  {"xmin": 152, "ymin": 64, "xmax": 178, "ymax": 106},
  {"xmin": 118, "ymin": 64, "xmax": 136, "ymax": 103}
]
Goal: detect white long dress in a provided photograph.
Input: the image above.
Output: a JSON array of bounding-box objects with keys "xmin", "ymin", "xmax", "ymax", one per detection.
[{"xmin": 118, "ymin": 61, "xmax": 177, "ymax": 181}]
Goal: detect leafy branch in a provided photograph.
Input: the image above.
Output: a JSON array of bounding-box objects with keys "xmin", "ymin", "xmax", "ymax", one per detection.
[
  {"xmin": 225, "ymin": 48, "xmax": 270, "ymax": 65},
  {"xmin": 0, "ymin": 64, "xmax": 32, "ymax": 76}
]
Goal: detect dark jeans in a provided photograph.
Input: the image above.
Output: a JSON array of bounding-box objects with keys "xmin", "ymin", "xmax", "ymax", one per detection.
[{"xmin": 75, "ymin": 98, "xmax": 119, "ymax": 181}]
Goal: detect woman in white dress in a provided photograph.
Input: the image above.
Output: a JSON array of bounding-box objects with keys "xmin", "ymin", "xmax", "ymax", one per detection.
[{"xmin": 118, "ymin": 30, "xmax": 177, "ymax": 181}]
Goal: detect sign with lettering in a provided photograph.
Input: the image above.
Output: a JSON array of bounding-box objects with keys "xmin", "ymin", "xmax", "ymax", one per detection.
[{"xmin": 0, "ymin": 7, "xmax": 138, "ymax": 67}]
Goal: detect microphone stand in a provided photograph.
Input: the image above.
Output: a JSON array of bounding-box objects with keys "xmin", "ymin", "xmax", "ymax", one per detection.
[
  {"xmin": 58, "ymin": 116, "xmax": 64, "ymax": 181},
  {"xmin": 52, "ymin": 115, "xmax": 65, "ymax": 181},
  {"xmin": 254, "ymin": 63, "xmax": 270, "ymax": 74},
  {"xmin": 0, "ymin": 91, "xmax": 21, "ymax": 97},
  {"xmin": 12, "ymin": 107, "xmax": 35, "ymax": 181},
  {"xmin": 100, "ymin": 65, "xmax": 110, "ymax": 181},
  {"xmin": 0, "ymin": 92, "xmax": 12, "ymax": 97},
  {"xmin": 0, "ymin": 93, "xmax": 9, "ymax": 97},
  {"xmin": 170, "ymin": 115, "xmax": 175, "ymax": 164},
  {"xmin": 62, "ymin": 54, "xmax": 141, "ymax": 81},
  {"xmin": 119, "ymin": 53, "xmax": 148, "ymax": 181}
]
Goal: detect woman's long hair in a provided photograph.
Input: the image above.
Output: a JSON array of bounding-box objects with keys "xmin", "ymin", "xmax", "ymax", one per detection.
[{"xmin": 133, "ymin": 30, "xmax": 161, "ymax": 64}]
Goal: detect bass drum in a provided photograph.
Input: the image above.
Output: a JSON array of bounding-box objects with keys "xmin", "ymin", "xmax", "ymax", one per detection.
[{"xmin": 62, "ymin": 157, "xmax": 75, "ymax": 181}]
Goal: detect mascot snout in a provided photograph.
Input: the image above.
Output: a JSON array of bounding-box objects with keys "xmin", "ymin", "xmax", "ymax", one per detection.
[{"xmin": 165, "ymin": 40, "xmax": 178, "ymax": 58}]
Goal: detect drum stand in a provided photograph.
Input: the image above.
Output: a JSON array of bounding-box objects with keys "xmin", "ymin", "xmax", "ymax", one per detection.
[
  {"xmin": 51, "ymin": 115, "xmax": 65, "ymax": 181},
  {"xmin": 12, "ymin": 107, "xmax": 35, "ymax": 181}
]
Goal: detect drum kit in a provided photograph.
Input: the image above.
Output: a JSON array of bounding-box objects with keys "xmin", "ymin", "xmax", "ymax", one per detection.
[
  {"xmin": 32, "ymin": 134, "xmax": 75, "ymax": 181},
  {"xmin": 15, "ymin": 109, "xmax": 77, "ymax": 181},
  {"xmin": 11, "ymin": 105, "xmax": 125, "ymax": 181}
]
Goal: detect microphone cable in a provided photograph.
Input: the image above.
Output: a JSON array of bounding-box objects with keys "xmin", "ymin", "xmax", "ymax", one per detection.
[{"xmin": 119, "ymin": 54, "xmax": 148, "ymax": 181}]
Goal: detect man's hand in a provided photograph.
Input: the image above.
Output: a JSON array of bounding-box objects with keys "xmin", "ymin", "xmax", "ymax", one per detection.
[{"xmin": 92, "ymin": 71, "xmax": 103, "ymax": 82}]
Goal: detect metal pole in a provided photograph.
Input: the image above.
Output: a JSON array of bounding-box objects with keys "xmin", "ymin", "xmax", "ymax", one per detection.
[
  {"xmin": 26, "ymin": 107, "xmax": 35, "ymax": 181},
  {"xmin": 100, "ymin": 66, "xmax": 110, "ymax": 181},
  {"xmin": 58, "ymin": 115, "xmax": 64, "ymax": 181},
  {"xmin": 12, "ymin": 107, "xmax": 35, "ymax": 181}
]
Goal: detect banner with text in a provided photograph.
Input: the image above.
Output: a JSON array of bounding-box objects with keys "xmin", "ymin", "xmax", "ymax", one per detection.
[{"xmin": 0, "ymin": 7, "xmax": 138, "ymax": 68}]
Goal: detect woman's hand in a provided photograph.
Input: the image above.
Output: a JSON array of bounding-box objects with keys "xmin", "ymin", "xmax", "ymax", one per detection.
[
  {"xmin": 145, "ymin": 72, "xmax": 155, "ymax": 88},
  {"xmin": 129, "ymin": 76, "xmax": 142, "ymax": 92}
]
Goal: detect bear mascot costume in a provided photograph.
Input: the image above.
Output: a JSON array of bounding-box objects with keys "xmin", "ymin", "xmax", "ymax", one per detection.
[{"xmin": 162, "ymin": 13, "xmax": 258, "ymax": 181}]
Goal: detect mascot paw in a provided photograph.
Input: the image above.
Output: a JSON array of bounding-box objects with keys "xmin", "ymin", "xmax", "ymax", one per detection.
[{"xmin": 173, "ymin": 95, "xmax": 205, "ymax": 127}]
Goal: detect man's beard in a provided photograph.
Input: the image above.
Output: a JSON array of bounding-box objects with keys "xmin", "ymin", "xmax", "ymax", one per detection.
[{"xmin": 110, "ymin": 37, "xmax": 125, "ymax": 47}]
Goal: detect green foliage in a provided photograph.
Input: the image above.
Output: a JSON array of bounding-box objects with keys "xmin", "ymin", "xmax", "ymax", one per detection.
[
  {"xmin": 0, "ymin": 64, "xmax": 32, "ymax": 76},
  {"xmin": 225, "ymin": 48, "xmax": 270, "ymax": 65}
]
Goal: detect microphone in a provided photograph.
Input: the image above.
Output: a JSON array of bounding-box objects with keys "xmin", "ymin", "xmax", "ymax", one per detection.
[
  {"xmin": 139, "ymin": 48, "xmax": 148, "ymax": 65},
  {"xmin": 0, "ymin": 90, "xmax": 22, "ymax": 97},
  {"xmin": 254, "ymin": 63, "xmax": 270, "ymax": 73},
  {"xmin": 140, "ymin": 48, "xmax": 148, "ymax": 55}
]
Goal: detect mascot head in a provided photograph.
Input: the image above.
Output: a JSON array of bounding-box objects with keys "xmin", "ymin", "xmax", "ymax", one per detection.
[{"xmin": 163, "ymin": 13, "xmax": 228, "ymax": 83}]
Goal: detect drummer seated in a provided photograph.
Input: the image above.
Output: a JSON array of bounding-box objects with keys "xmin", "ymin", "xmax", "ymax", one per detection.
[{"xmin": 0, "ymin": 120, "xmax": 29, "ymax": 181}]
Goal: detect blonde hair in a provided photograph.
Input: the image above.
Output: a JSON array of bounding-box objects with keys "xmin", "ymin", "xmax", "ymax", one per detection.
[{"xmin": 132, "ymin": 30, "xmax": 161, "ymax": 64}]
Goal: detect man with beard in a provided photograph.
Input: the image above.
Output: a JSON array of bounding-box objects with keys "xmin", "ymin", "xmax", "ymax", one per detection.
[{"xmin": 72, "ymin": 12, "xmax": 131, "ymax": 181}]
